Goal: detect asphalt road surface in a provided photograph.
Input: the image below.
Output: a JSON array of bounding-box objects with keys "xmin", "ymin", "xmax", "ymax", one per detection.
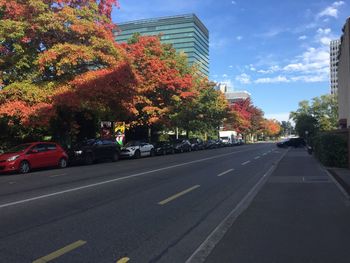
[{"xmin": 0, "ymin": 143, "xmax": 285, "ymax": 263}]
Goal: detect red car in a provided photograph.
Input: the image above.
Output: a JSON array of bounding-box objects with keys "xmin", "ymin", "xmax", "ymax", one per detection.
[{"xmin": 0, "ymin": 142, "xmax": 68, "ymax": 174}]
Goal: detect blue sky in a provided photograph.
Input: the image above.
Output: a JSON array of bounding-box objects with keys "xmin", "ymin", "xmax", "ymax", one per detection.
[{"xmin": 112, "ymin": 0, "xmax": 350, "ymax": 122}]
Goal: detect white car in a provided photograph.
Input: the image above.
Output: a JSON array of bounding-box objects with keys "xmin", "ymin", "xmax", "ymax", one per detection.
[{"xmin": 120, "ymin": 141, "xmax": 155, "ymax": 158}]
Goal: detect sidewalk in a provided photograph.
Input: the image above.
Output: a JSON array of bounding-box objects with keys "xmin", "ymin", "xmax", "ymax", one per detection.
[
  {"xmin": 205, "ymin": 148, "xmax": 350, "ymax": 263},
  {"xmin": 328, "ymin": 167, "xmax": 350, "ymax": 196}
]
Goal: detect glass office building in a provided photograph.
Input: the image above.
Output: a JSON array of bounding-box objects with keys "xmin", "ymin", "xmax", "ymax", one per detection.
[{"xmin": 114, "ymin": 14, "xmax": 209, "ymax": 77}]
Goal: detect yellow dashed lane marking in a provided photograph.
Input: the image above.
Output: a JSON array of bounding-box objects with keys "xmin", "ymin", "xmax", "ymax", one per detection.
[
  {"xmin": 116, "ymin": 257, "xmax": 130, "ymax": 263},
  {"xmin": 158, "ymin": 185, "xmax": 200, "ymax": 205},
  {"xmin": 32, "ymin": 240, "xmax": 86, "ymax": 263}
]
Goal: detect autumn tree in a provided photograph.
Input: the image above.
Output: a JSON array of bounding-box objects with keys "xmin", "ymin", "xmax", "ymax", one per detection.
[
  {"xmin": 0, "ymin": 0, "xmax": 120, "ymax": 85},
  {"xmin": 120, "ymin": 34, "xmax": 195, "ymax": 127},
  {"xmin": 171, "ymin": 80, "xmax": 230, "ymax": 137},
  {"xmin": 262, "ymin": 119, "xmax": 281, "ymax": 138},
  {"xmin": 0, "ymin": 0, "xmax": 123, "ymax": 143}
]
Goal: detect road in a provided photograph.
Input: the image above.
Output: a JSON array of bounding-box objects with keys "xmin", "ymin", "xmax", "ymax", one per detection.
[{"xmin": 0, "ymin": 143, "xmax": 285, "ymax": 263}]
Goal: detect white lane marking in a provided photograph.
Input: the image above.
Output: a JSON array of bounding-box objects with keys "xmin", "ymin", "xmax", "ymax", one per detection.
[
  {"xmin": 185, "ymin": 147, "xmax": 290, "ymax": 263},
  {"xmin": 217, "ymin": 169, "xmax": 234, "ymax": 177},
  {"xmin": 0, "ymin": 148, "xmax": 259, "ymax": 209},
  {"xmin": 49, "ymin": 173, "xmax": 67, "ymax": 178},
  {"xmin": 254, "ymin": 156, "xmax": 260, "ymax": 160},
  {"xmin": 262, "ymin": 153, "xmax": 267, "ymax": 156},
  {"xmin": 8, "ymin": 182, "xmax": 16, "ymax": 185},
  {"xmin": 241, "ymin": 161, "xmax": 251, "ymax": 166}
]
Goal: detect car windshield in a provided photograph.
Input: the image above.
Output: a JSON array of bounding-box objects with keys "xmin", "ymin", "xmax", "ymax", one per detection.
[
  {"xmin": 78, "ymin": 139, "xmax": 97, "ymax": 146},
  {"xmin": 5, "ymin": 144, "xmax": 32, "ymax": 153},
  {"xmin": 125, "ymin": 141, "xmax": 140, "ymax": 147}
]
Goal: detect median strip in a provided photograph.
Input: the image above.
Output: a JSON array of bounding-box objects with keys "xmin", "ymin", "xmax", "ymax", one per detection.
[
  {"xmin": 217, "ymin": 169, "xmax": 234, "ymax": 177},
  {"xmin": 158, "ymin": 185, "xmax": 200, "ymax": 205},
  {"xmin": 32, "ymin": 240, "xmax": 86, "ymax": 263}
]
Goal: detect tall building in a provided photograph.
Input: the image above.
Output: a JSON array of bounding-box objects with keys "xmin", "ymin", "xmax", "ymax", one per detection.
[
  {"xmin": 215, "ymin": 82, "xmax": 251, "ymax": 106},
  {"xmin": 114, "ymin": 14, "xmax": 209, "ymax": 77},
  {"xmin": 330, "ymin": 39, "xmax": 340, "ymax": 95},
  {"xmin": 338, "ymin": 18, "xmax": 350, "ymax": 128}
]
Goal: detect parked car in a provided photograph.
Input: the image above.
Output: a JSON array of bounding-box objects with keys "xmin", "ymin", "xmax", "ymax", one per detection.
[
  {"xmin": 70, "ymin": 139, "xmax": 120, "ymax": 165},
  {"xmin": 189, "ymin": 138, "xmax": 205, "ymax": 151},
  {"xmin": 277, "ymin": 137, "xmax": 305, "ymax": 148},
  {"xmin": 120, "ymin": 141, "xmax": 155, "ymax": 158},
  {"xmin": 0, "ymin": 142, "xmax": 68, "ymax": 174},
  {"xmin": 237, "ymin": 139, "xmax": 245, "ymax": 145},
  {"xmin": 173, "ymin": 139, "xmax": 192, "ymax": 153},
  {"xmin": 153, "ymin": 141, "xmax": 175, "ymax": 155},
  {"xmin": 214, "ymin": 139, "xmax": 225, "ymax": 148},
  {"xmin": 204, "ymin": 140, "xmax": 218, "ymax": 149}
]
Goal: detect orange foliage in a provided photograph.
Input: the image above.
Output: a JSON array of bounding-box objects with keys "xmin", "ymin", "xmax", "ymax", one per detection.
[
  {"xmin": 120, "ymin": 35, "xmax": 195, "ymax": 125},
  {"xmin": 52, "ymin": 62, "xmax": 138, "ymax": 120},
  {"xmin": 263, "ymin": 119, "xmax": 281, "ymax": 136}
]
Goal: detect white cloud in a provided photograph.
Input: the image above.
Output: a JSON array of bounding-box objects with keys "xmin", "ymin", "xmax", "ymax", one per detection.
[
  {"xmin": 334, "ymin": 1, "xmax": 345, "ymax": 7},
  {"xmin": 236, "ymin": 35, "xmax": 243, "ymax": 41},
  {"xmin": 298, "ymin": 35, "xmax": 307, "ymax": 40},
  {"xmin": 255, "ymin": 76, "xmax": 290, "ymax": 84},
  {"xmin": 222, "ymin": 73, "xmax": 228, "ymax": 78},
  {"xmin": 231, "ymin": 1, "xmax": 236, "ymax": 4},
  {"xmin": 315, "ymin": 28, "xmax": 334, "ymax": 46},
  {"xmin": 264, "ymin": 113, "xmax": 291, "ymax": 123},
  {"xmin": 229, "ymin": 65, "xmax": 233, "ymax": 68},
  {"xmin": 317, "ymin": 1, "xmax": 345, "ymax": 19},
  {"xmin": 257, "ymin": 65, "xmax": 280, "ymax": 74},
  {"xmin": 235, "ymin": 73, "xmax": 251, "ymax": 84},
  {"xmin": 209, "ymin": 37, "xmax": 230, "ymax": 50},
  {"xmin": 290, "ymin": 75, "xmax": 328, "ymax": 82},
  {"xmin": 317, "ymin": 28, "xmax": 331, "ymax": 35},
  {"xmin": 283, "ymin": 46, "xmax": 329, "ymax": 74},
  {"xmin": 257, "ymin": 28, "xmax": 285, "ymax": 38}
]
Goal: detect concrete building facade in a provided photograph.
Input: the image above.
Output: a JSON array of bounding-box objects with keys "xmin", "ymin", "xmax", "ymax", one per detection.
[
  {"xmin": 330, "ymin": 39, "xmax": 340, "ymax": 95},
  {"xmin": 114, "ymin": 14, "xmax": 209, "ymax": 77},
  {"xmin": 214, "ymin": 82, "xmax": 251, "ymax": 106},
  {"xmin": 338, "ymin": 18, "xmax": 350, "ymax": 128}
]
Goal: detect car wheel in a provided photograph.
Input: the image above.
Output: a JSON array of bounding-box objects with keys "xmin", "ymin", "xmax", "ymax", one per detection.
[
  {"xmin": 58, "ymin": 158, "xmax": 67, "ymax": 168},
  {"xmin": 112, "ymin": 152, "xmax": 120, "ymax": 162},
  {"xmin": 134, "ymin": 150, "xmax": 141, "ymax": 159},
  {"xmin": 150, "ymin": 149, "xmax": 155, "ymax": 157},
  {"xmin": 85, "ymin": 154, "xmax": 94, "ymax": 165},
  {"xmin": 19, "ymin": 160, "xmax": 30, "ymax": 174}
]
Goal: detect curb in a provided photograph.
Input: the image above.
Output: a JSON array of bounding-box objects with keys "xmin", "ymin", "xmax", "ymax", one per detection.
[
  {"xmin": 324, "ymin": 168, "xmax": 350, "ymax": 200},
  {"xmin": 185, "ymin": 148, "xmax": 289, "ymax": 263}
]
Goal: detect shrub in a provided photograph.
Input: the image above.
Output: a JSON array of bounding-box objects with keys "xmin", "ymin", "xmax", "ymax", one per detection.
[{"xmin": 313, "ymin": 133, "xmax": 348, "ymax": 168}]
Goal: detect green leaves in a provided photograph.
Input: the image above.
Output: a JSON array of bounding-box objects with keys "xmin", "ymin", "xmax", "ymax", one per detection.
[{"xmin": 290, "ymin": 94, "xmax": 338, "ymax": 137}]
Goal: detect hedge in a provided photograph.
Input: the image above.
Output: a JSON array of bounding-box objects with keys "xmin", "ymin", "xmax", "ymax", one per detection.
[{"xmin": 312, "ymin": 133, "xmax": 348, "ymax": 168}]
